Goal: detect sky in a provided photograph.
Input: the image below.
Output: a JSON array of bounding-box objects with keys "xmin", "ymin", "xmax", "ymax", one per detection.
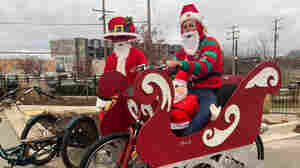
[{"xmin": 0, "ymin": 0, "xmax": 299, "ymax": 56}]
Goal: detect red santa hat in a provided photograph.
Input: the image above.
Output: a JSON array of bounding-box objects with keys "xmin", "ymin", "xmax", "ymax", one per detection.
[
  {"xmin": 180, "ymin": 3, "xmax": 203, "ymax": 24},
  {"xmin": 173, "ymin": 70, "xmax": 189, "ymax": 87},
  {"xmin": 104, "ymin": 16, "xmax": 138, "ymax": 41}
]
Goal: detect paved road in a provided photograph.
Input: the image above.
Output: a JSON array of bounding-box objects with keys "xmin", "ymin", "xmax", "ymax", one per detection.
[
  {"xmin": 264, "ymin": 136, "xmax": 300, "ymax": 168},
  {"xmin": 1, "ymin": 110, "xmax": 300, "ymax": 168}
]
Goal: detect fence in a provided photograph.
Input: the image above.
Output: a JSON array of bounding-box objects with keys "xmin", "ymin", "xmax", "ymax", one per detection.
[
  {"xmin": 0, "ymin": 74, "xmax": 100, "ymax": 97},
  {"xmin": 271, "ymin": 84, "xmax": 300, "ymax": 115}
]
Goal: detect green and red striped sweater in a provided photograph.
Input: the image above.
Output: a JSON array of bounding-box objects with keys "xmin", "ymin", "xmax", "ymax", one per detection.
[{"xmin": 175, "ymin": 35, "xmax": 223, "ymax": 88}]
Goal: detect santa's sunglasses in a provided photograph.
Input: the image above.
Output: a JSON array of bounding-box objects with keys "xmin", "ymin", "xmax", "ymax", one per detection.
[{"xmin": 182, "ymin": 23, "xmax": 195, "ymax": 30}]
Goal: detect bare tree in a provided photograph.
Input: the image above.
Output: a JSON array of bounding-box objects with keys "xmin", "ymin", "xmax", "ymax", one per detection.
[
  {"xmin": 134, "ymin": 24, "xmax": 167, "ymax": 64},
  {"xmin": 256, "ymin": 32, "xmax": 272, "ymax": 61},
  {"xmin": 23, "ymin": 56, "xmax": 43, "ymax": 76},
  {"xmin": 246, "ymin": 32, "xmax": 273, "ymax": 61}
]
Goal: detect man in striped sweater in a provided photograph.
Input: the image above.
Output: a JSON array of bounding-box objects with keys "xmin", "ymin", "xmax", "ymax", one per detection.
[{"xmin": 167, "ymin": 3, "xmax": 223, "ymax": 136}]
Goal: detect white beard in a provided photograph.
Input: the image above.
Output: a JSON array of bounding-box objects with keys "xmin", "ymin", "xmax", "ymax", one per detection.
[
  {"xmin": 182, "ymin": 31, "xmax": 199, "ymax": 55},
  {"xmin": 114, "ymin": 42, "xmax": 131, "ymax": 75}
]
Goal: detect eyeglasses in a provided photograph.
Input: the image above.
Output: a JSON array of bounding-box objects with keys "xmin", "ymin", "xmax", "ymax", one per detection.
[{"xmin": 183, "ymin": 23, "xmax": 195, "ymax": 30}]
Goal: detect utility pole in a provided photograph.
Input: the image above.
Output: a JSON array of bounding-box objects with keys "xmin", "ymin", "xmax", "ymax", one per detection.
[
  {"xmin": 273, "ymin": 17, "xmax": 283, "ymax": 61},
  {"xmin": 235, "ymin": 34, "xmax": 238, "ymax": 75},
  {"xmin": 226, "ymin": 24, "xmax": 240, "ymax": 75},
  {"xmin": 145, "ymin": 0, "xmax": 152, "ymax": 63},
  {"xmin": 92, "ymin": 2, "xmax": 114, "ymax": 59},
  {"xmin": 147, "ymin": 0, "xmax": 151, "ymax": 40},
  {"xmin": 102, "ymin": 0, "xmax": 107, "ymax": 58}
]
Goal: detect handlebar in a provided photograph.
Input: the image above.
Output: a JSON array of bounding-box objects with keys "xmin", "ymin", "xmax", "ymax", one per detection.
[
  {"xmin": 0, "ymin": 87, "xmax": 56, "ymax": 103},
  {"xmin": 135, "ymin": 64, "xmax": 169, "ymax": 72},
  {"xmin": 0, "ymin": 89, "xmax": 18, "ymax": 102},
  {"xmin": 33, "ymin": 86, "xmax": 56, "ymax": 99}
]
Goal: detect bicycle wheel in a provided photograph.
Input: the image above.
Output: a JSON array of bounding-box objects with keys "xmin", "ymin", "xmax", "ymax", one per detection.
[
  {"xmin": 80, "ymin": 133, "xmax": 132, "ymax": 168},
  {"xmin": 61, "ymin": 116, "xmax": 99, "ymax": 168},
  {"xmin": 21, "ymin": 114, "xmax": 58, "ymax": 165},
  {"xmin": 255, "ymin": 135, "xmax": 264, "ymax": 160}
]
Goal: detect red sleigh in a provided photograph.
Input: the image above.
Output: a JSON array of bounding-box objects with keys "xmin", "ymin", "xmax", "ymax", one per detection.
[{"xmin": 80, "ymin": 61, "xmax": 281, "ymax": 168}]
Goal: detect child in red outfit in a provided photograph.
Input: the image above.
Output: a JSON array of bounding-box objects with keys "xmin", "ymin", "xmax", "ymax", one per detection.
[
  {"xmin": 170, "ymin": 70, "xmax": 221, "ymax": 136},
  {"xmin": 170, "ymin": 71, "xmax": 199, "ymax": 136}
]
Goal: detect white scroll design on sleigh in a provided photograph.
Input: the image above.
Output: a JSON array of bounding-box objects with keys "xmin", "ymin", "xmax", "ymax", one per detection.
[
  {"xmin": 128, "ymin": 99, "xmax": 139, "ymax": 121},
  {"xmin": 245, "ymin": 67, "xmax": 279, "ymax": 89},
  {"xmin": 128, "ymin": 100, "xmax": 155, "ymax": 122},
  {"xmin": 203, "ymin": 104, "xmax": 240, "ymax": 147},
  {"xmin": 141, "ymin": 73, "xmax": 172, "ymax": 112},
  {"xmin": 128, "ymin": 72, "xmax": 172, "ymax": 121}
]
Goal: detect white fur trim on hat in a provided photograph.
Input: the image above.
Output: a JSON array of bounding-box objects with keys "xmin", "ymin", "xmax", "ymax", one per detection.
[
  {"xmin": 173, "ymin": 79, "xmax": 187, "ymax": 87},
  {"xmin": 104, "ymin": 32, "xmax": 139, "ymax": 40},
  {"xmin": 180, "ymin": 11, "xmax": 203, "ymax": 24}
]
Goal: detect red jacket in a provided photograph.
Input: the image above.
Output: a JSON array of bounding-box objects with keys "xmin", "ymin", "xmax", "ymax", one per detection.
[
  {"xmin": 103, "ymin": 47, "xmax": 147, "ymax": 84},
  {"xmin": 170, "ymin": 95, "xmax": 199, "ymax": 130},
  {"xmin": 175, "ymin": 36, "xmax": 223, "ymax": 88}
]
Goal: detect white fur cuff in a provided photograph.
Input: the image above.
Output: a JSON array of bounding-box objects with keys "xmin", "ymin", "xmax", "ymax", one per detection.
[
  {"xmin": 180, "ymin": 12, "xmax": 203, "ymax": 24},
  {"xmin": 173, "ymin": 79, "xmax": 187, "ymax": 87}
]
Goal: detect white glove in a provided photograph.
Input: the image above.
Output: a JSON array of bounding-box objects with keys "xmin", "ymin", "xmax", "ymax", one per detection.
[
  {"xmin": 96, "ymin": 97, "xmax": 112, "ymax": 112},
  {"xmin": 210, "ymin": 104, "xmax": 221, "ymax": 121}
]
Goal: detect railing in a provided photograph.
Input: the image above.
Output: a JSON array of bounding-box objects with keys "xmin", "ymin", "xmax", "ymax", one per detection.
[
  {"xmin": 271, "ymin": 84, "xmax": 300, "ymax": 115},
  {"xmin": 0, "ymin": 74, "xmax": 101, "ymax": 97}
]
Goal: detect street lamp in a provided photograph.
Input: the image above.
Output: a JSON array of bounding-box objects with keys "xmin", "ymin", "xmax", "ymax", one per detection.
[{"xmin": 225, "ymin": 24, "xmax": 240, "ymax": 75}]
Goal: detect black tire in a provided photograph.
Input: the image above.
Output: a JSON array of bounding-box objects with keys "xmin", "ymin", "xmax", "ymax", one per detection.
[
  {"xmin": 61, "ymin": 116, "xmax": 99, "ymax": 168},
  {"xmin": 80, "ymin": 133, "xmax": 130, "ymax": 168},
  {"xmin": 21, "ymin": 114, "xmax": 58, "ymax": 165},
  {"xmin": 255, "ymin": 135, "xmax": 264, "ymax": 160}
]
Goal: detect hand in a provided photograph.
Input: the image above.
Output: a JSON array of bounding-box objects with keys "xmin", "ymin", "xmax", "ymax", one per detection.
[
  {"xmin": 166, "ymin": 60, "xmax": 182, "ymax": 68},
  {"xmin": 96, "ymin": 97, "xmax": 112, "ymax": 112}
]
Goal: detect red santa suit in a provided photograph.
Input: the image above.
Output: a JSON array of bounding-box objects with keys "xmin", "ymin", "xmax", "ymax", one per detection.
[
  {"xmin": 170, "ymin": 71, "xmax": 199, "ymax": 131},
  {"xmin": 97, "ymin": 16, "xmax": 147, "ymax": 120},
  {"xmin": 103, "ymin": 47, "xmax": 147, "ymax": 84}
]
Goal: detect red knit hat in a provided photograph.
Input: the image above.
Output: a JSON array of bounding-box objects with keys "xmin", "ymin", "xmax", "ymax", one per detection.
[
  {"xmin": 104, "ymin": 16, "xmax": 138, "ymax": 41},
  {"xmin": 180, "ymin": 3, "xmax": 203, "ymax": 24},
  {"xmin": 173, "ymin": 70, "xmax": 189, "ymax": 87}
]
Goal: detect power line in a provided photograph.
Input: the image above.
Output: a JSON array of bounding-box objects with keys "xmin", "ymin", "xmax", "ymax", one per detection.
[
  {"xmin": 0, "ymin": 51, "xmax": 50, "ymax": 54},
  {"xmin": 0, "ymin": 22, "xmax": 104, "ymax": 26},
  {"xmin": 0, "ymin": 21, "xmax": 147, "ymax": 27}
]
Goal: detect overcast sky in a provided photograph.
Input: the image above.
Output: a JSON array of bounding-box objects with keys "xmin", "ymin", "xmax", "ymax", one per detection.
[{"xmin": 0, "ymin": 0, "xmax": 299, "ymax": 56}]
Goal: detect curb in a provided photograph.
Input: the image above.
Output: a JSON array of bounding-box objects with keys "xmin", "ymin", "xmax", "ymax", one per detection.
[
  {"xmin": 262, "ymin": 120, "xmax": 300, "ymax": 143},
  {"xmin": 268, "ymin": 121, "xmax": 299, "ymax": 128},
  {"xmin": 263, "ymin": 132, "xmax": 300, "ymax": 143}
]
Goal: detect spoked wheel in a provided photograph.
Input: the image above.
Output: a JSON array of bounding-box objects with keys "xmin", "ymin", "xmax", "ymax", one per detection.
[
  {"xmin": 80, "ymin": 133, "xmax": 134, "ymax": 168},
  {"xmin": 21, "ymin": 114, "xmax": 58, "ymax": 165},
  {"xmin": 192, "ymin": 136, "xmax": 264, "ymax": 168},
  {"xmin": 217, "ymin": 135, "xmax": 264, "ymax": 168},
  {"xmin": 62, "ymin": 116, "xmax": 99, "ymax": 168}
]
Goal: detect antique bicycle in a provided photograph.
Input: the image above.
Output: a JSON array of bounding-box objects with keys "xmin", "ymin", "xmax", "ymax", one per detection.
[{"xmin": 0, "ymin": 86, "xmax": 99, "ymax": 168}]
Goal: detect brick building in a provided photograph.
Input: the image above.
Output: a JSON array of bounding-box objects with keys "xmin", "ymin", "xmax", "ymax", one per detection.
[{"xmin": 50, "ymin": 38, "xmax": 112, "ymax": 75}]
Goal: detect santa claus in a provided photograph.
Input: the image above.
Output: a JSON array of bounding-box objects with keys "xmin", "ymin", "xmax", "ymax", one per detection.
[
  {"xmin": 96, "ymin": 16, "xmax": 147, "ymax": 118},
  {"xmin": 166, "ymin": 3, "xmax": 223, "ymax": 136}
]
